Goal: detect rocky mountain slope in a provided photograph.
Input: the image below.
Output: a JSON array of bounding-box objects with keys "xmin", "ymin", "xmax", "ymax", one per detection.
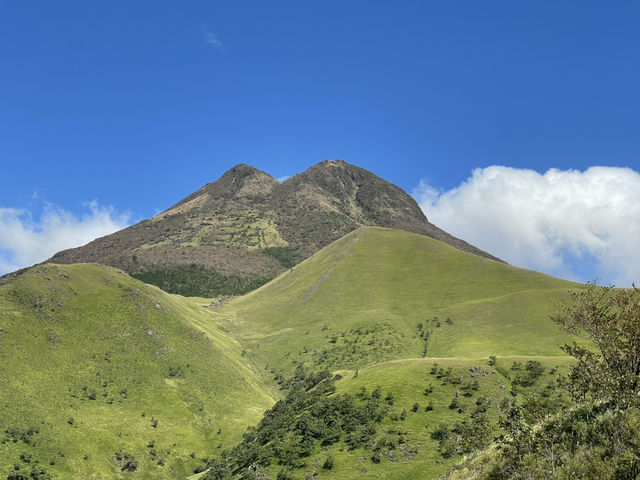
[{"xmin": 43, "ymin": 160, "xmax": 501, "ymax": 295}]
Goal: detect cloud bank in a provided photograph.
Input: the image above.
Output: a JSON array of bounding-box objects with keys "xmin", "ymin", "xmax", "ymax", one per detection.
[
  {"xmin": 413, "ymin": 166, "xmax": 640, "ymax": 286},
  {"xmin": 0, "ymin": 200, "xmax": 132, "ymax": 275}
]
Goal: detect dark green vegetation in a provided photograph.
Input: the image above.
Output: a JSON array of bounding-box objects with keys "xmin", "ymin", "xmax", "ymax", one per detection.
[
  {"xmin": 4, "ymin": 227, "xmax": 630, "ymax": 479},
  {"xmin": 262, "ymin": 247, "xmax": 297, "ymax": 269},
  {"xmin": 195, "ymin": 358, "xmax": 573, "ymax": 480},
  {"xmin": 38, "ymin": 161, "xmax": 500, "ymax": 296},
  {"xmin": 445, "ymin": 284, "xmax": 640, "ymax": 480},
  {"xmin": 201, "ymin": 370, "xmax": 391, "ymax": 479},
  {"xmin": 0, "ymin": 264, "xmax": 273, "ymax": 479},
  {"xmin": 132, "ymin": 264, "xmax": 269, "ymax": 298}
]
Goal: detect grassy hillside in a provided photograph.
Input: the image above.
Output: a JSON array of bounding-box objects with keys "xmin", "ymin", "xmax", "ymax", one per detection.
[
  {"xmin": 180, "ymin": 227, "xmax": 586, "ymax": 479},
  {"xmin": 195, "ymin": 356, "xmax": 575, "ymax": 480},
  {"xmin": 0, "ymin": 264, "xmax": 274, "ymax": 479},
  {"xmin": 219, "ymin": 227, "xmax": 578, "ymax": 378},
  {"xmin": 0, "ymin": 228, "xmax": 588, "ymax": 479},
  {"xmin": 326, "ymin": 356, "xmax": 574, "ymax": 480}
]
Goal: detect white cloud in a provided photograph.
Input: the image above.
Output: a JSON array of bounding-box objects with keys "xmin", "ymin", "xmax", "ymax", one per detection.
[
  {"xmin": 0, "ymin": 200, "xmax": 132, "ymax": 275},
  {"xmin": 413, "ymin": 166, "xmax": 640, "ymax": 286},
  {"xmin": 202, "ymin": 27, "xmax": 225, "ymax": 52}
]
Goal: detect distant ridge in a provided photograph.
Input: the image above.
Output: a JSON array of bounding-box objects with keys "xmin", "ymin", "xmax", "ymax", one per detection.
[{"xmin": 36, "ymin": 160, "xmax": 501, "ymax": 295}]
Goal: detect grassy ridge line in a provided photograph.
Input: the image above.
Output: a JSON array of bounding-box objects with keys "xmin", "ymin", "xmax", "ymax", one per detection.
[
  {"xmin": 231, "ymin": 226, "xmax": 364, "ymax": 302},
  {"xmin": 0, "ymin": 264, "xmax": 274, "ymax": 479},
  {"xmin": 219, "ymin": 227, "xmax": 580, "ymax": 376}
]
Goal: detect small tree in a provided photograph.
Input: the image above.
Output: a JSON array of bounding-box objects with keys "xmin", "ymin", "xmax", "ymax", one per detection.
[
  {"xmin": 322, "ymin": 454, "xmax": 334, "ymax": 470},
  {"xmin": 430, "ymin": 423, "xmax": 449, "ymax": 441},
  {"xmin": 552, "ymin": 283, "xmax": 640, "ymax": 407}
]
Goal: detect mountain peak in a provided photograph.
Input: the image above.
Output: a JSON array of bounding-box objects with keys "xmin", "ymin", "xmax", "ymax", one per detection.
[
  {"xmin": 212, "ymin": 163, "xmax": 277, "ymax": 199},
  {"xmin": 291, "ymin": 159, "xmax": 371, "ymax": 189},
  {"xmin": 289, "ymin": 159, "xmax": 422, "ymax": 218},
  {"xmin": 167, "ymin": 164, "xmax": 276, "ymax": 210},
  {"xmin": 304, "ymin": 159, "xmax": 359, "ymax": 175},
  {"xmin": 41, "ymin": 159, "xmax": 502, "ymax": 297},
  {"xmin": 220, "ymin": 163, "xmax": 266, "ymax": 180},
  {"xmin": 315, "ymin": 159, "xmax": 349, "ymax": 167}
]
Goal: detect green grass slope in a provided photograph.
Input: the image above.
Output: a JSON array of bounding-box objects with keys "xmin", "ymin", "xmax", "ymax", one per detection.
[
  {"xmin": 196, "ymin": 356, "xmax": 576, "ymax": 480},
  {"xmin": 0, "ymin": 264, "xmax": 274, "ymax": 479},
  {"xmin": 325, "ymin": 356, "xmax": 575, "ymax": 480},
  {"xmin": 189, "ymin": 227, "xmax": 586, "ymax": 479},
  {"xmin": 219, "ymin": 227, "xmax": 579, "ymax": 377},
  {"xmin": 0, "ymin": 228, "xmax": 586, "ymax": 480}
]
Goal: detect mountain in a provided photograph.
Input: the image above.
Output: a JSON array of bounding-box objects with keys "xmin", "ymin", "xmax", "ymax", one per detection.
[{"xmin": 42, "ymin": 160, "xmax": 501, "ymax": 296}]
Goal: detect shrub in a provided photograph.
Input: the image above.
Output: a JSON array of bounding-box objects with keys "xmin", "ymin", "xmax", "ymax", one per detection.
[
  {"xmin": 322, "ymin": 454, "xmax": 334, "ymax": 470},
  {"xmin": 430, "ymin": 423, "xmax": 449, "ymax": 441},
  {"xmin": 113, "ymin": 451, "xmax": 138, "ymax": 472}
]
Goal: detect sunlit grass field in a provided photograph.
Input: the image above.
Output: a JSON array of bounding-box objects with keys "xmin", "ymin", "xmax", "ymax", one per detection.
[
  {"xmin": 221, "ymin": 227, "xmax": 578, "ymax": 376},
  {"xmin": 0, "ymin": 264, "xmax": 273, "ymax": 478},
  {"xmin": 1, "ymin": 228, "xmax": 585, "ymax": 479}
]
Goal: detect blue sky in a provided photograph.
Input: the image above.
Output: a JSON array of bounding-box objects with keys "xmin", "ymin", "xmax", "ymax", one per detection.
[{"xmin": 1, "ymin": 1, "xmax": 639, "ymax": 285}]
